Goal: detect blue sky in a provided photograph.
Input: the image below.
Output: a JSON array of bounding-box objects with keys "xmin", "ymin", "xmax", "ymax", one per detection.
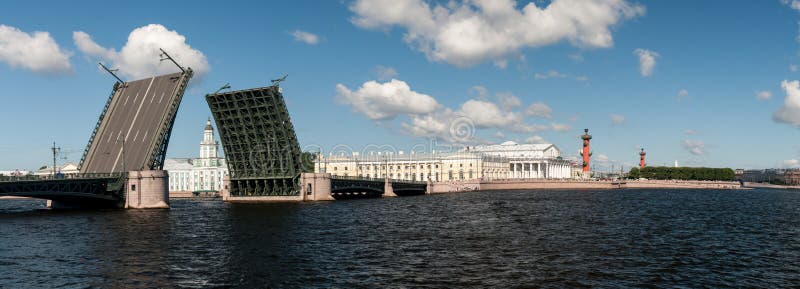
[{"xmin": 1, "ymin": 0, "xmax": 800, "ymax": 171}]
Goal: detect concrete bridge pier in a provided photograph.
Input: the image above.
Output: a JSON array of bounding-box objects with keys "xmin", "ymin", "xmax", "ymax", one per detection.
[
  {"xmin": 384, "ymin": 178, "xmax": 397, "ymax": 197},
  {"xmin": 125, "ymin": 170, "xmax": 169, "ymax": 209}
]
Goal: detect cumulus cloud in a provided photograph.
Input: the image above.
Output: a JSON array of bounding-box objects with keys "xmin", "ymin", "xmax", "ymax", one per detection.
[
  {"xmin": 756, "ymin": 90, "xmax": 772, "ymax": 101},
  {"xmin": 682, "ymin": 139, "xmax": 706, "ymax": 155},
  {"xmin": 290, "ymin": 30, "xmax": 320, "ymax": 45},
  {"xmin": 634, "ymin": 48, "xmax": 658, "ymax": 77},
  {"xmin": 340, "ymin": 81, "xmax": 566, "ymax": 143},
  {"xmin": 677, "ymin": 89, "xmax": 689, "ymax": 102},
  {"xmin": 336, "ymin": 79, "xmax": 439, "ymax": 120},
  {"xmin": 350, "ymin": 0, "xmax": 645, "ymax": 67},
  {"xmin": 785, "ymin": 159, "xmax": 800, "ymax": 168},
  {"xmin": 525, "ymin": 102, "xmax": 552, "ymax": 118},
  {"xmin": 0, "ymin": 24, "xmax": 71, "ymax": 74},
  {"xmin": 73, "ymin": 24, "xmax": 210, "ymax": 79},
  {"xmin": 459, "ymin": 99, "xmax": 520, "ymax": 128},
  {"xmin": 374, "ymin": 65, "xmax": 398, "ymax": 80},
  {"xmin": 610, "ymin": 113, "xmax": 625, "ymax": 126},
  {"xmin": 497, "ymin": 92, "xmax": 521, "ymax": 111},
  {"xmin": 773, "ymin": 80, "xmax": 800, "ymax": 127},
  {"xmin": 525, "ymin": 135, "xmax": 546, "ymax": 144}
]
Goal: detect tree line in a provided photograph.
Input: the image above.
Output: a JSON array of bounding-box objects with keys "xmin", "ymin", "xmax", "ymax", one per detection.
[{"xmin": 628, "ymin": 166, "xmax": 735, "ymax": 181}]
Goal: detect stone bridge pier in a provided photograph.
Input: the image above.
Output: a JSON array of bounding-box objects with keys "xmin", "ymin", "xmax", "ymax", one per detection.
[{"xmin": 124, "ymin": 170, "xmax": 169, "ymax": 209}]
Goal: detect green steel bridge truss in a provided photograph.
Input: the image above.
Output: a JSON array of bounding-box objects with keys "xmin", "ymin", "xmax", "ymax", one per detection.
[{"xmin": 206, "ymin": 85, "xmax": 302, "ymax": 196}]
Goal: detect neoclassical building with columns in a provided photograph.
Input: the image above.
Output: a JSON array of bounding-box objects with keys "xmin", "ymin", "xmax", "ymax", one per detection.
[{"xmin": 468, "ymin": 141, "xmax": 573, "ymax": 179}]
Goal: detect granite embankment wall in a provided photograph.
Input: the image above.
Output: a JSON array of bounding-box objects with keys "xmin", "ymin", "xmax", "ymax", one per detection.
[
  {"xmin": 480, "ymin": 180, "xmax": 617, "ymax": 190},
  {"xmin": 625, "ymin": 180, "xmax": 741, "ymax": 189},
  {"xmin": 742, "ymin": 182, "xmax": 800, "ymax": 190},
  {"xmin": 472, "ymin": 179, "xmax": 742, "ymax": 192}
]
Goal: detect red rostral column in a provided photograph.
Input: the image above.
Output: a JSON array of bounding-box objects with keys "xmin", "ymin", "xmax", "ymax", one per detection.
[
  {"xmin": 639, "ymin": 148, "xmax": 646, "ymax": 169},
  {"xmin": 580, "ymin": 129, "xmax": 592, "ymax": 174}
]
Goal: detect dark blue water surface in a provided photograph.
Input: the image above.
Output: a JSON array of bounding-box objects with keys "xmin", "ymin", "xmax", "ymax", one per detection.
[{"xmin": 2, "ymin": 189, "xmax": 800, "ymax": 288}]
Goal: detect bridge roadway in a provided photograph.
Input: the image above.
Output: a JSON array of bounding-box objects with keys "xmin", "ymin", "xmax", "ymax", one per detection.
[{"xmin": 81, "ymin": 72, "xmax": 189, "ymax": 173}]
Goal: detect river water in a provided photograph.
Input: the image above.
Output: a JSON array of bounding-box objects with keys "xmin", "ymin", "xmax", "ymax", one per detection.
[{"xmin": 1, "ymin": 189, "xmax": 800, "ymax": 288}]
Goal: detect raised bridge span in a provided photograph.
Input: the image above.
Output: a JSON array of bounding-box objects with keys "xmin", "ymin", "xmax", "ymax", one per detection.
[
  {"xmin": 1, "ymin": 66, "xmax": 193, "ymax": 208},
  {"xmin": 206, "ymin": 84, "xmax": 428, "ymax": 201}
]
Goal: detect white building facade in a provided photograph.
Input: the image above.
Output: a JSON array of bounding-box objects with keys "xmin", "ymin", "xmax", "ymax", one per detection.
[
  {"xmin": 469, "ymin": 141, "xmax": 573, "ymax": 179},
  {"xmin": 163, "ymin": 118, "xmax": 228, "ymax": 193},
  {"xmin": 316, "ymin": 152, "xmax": 508, "ymax": 182}
]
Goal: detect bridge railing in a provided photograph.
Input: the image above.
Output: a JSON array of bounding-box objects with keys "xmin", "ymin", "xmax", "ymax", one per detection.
[
  {"xmin": 328, "ymin": 175, "xmax": 427, "ymax": 185},
  {"xmin": 329, "ymin": 175, "xmax": 385, "ymax": 182}
]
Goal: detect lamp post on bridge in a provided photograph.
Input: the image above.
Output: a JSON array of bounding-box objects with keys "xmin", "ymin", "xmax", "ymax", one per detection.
[{"xmin": 51, "ymin": 142, "xmax": 61, "ymax": 179}]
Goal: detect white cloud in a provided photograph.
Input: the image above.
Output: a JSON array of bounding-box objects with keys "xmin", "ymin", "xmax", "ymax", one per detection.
[
  {"xmin": 374, "ymin": 65, "xmax": 398, "ymax": 80},
  {"xmin": 459, "ymin": 99, "xmax": 520, "ymax": 128},
  {"xmin": 525, "ymin": 102, "xmax": 552, "ymax": 118},
  {"xmin": 350, "ymin": 0, "xmax": 645, "ymax": 67},
  {"xmin": 534, "ymin": 70, "xmax": 567, "ymax": 79},
  {"xmin": 569, "ymin": 53, "xmax": 584, "ymax": 62},
  {"xmin": 525, "ymin": 135, "xmax": 546, "ymax": 144},
  {"xmin": 682, "ymin": 139, "xmax": 706, "ymax": 155},
  {"xmin": 575, "ymin": 75, "xmax": 589, "ymax": 81},
  {"xmin": 785, "ymin": 0, "xmax": 800, "ymax": 11},
  {"xmin": 684, "ymin": 129, "xmax": 700, "ymax": 135},
  {"xmin": 595, "ymin": 153, "xmax": 610, "ymax": 163},
  {"xmin": 773, "ymin": 80, "xmax": 800, "ymax": 127},
  {"xmin": 634, "ymin": 48, "xmax": 658, "ymax": 77},
  {"xmin": 756, "ymin": 90, "xmax": 772, "ymax": 101},
  {"xmin": 290, "ymin": 30, "xmax": 320, "ymax": 45},
  {"xmin": 610, "ymin": 113, "xmax": 625, "ymax": 126},
  {"xmin": 677, "ymin": 89, "xmax": 689, "ymax": 102},
  {"xmin": 0, "ymin": 24, "xmax": 71, "ymax": 74},
  {"xmin": 784, "ymin": 159, "xmax": 800, "ymax": 168},
  {"xmin": 550, "ymin": 123, "xmax": 571, "ymax": 132},
  {"xmin": 497, "ymin": 92, "xmax": 521, "ymax": 111},
  {"xmin": 791, "ymin": 64, "xmax": 798, "ymax": 72},
  {"xmin": 73, "ymin": 24, "xmax": 210, "ymax": 80},
  {"xmin": 336, "ymin": 79, "xmax": 440, "ymax": 120},
  {"xmin": 492, "ymin": 131, "xmax": 505, "ymax": 139}
]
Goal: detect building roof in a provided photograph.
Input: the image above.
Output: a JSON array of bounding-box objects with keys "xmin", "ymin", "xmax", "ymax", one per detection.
[{"xmin": 163, "ymin": 158, "xmax": 195, "ymax": 171}]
